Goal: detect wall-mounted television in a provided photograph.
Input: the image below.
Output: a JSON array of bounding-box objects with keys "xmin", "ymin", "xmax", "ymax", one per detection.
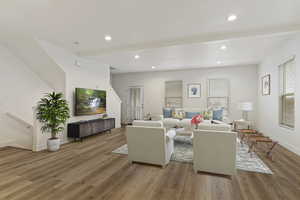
[{"xmin": 75, "ymin": 88, "xmax": 106, "ymax": 116}]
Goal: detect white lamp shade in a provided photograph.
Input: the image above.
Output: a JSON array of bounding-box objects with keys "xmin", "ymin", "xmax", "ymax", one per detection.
[{"xmin": 239, "ymin": 102, "xmax": 253, "ymax": 111}]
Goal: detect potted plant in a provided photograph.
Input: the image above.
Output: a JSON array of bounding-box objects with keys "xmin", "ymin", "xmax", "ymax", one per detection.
[{"xmin": 36, "ymin": 92, "xmax": 70, "ymax": 151}]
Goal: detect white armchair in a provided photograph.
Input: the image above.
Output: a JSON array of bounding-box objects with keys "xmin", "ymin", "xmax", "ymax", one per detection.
[
  {"xmin": 193, "ymin": 129, "xmax": 237, "ymax": 176},
  {"xmin": 126, "ymin": 121, "xmax": 175, "ymax": 167},
  {"xmin": 197, "ymin": 123, "xmax": 232, "ymax": 131}
]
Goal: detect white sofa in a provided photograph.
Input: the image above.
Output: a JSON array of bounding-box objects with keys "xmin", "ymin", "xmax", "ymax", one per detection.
[
  {"xmin": 193, "ymin": 129, "xmax": 237, "ymax": 176},
  {"xmin": 126, "ymin": 120, "xmax": 175, "ymax": 167},
  {"xmin": 163, "ymin": 118, "xmax": 231, "ymax": 134}
]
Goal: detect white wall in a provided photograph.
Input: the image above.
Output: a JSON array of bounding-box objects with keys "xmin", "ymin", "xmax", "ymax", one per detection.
[
  {"xmin": 112, "ymin": 65, "xmax": 258, "ymax": 124},
  {"xmin": 0, "ymin": 40, "xmax": 121, "ymax": 151},
  {"xmin": 37, "ymin": 41, "xmax": 121, "ymax": 149},
  {"xmin": 5, "ymin": 38, "xmax": 66, "ymax": 93},
  {"xmin": 257, "ymin": 34, "xmax": 300, "ymax": 155},
  {"xmin": 0, "ymin": 44, "xmax": 52, "ymax": 149}
]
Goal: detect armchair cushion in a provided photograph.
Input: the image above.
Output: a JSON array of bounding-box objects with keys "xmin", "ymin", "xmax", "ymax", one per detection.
[
  {"xmin": 132, "ymin": 120, "xmax": 163, "ymax": 127},
  {"xmin": 197, "ymin": 123, "xmax": 231, "ymax": 131}
]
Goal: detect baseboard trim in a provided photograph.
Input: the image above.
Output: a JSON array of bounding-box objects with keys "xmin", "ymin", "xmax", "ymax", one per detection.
[
  {"xmin": 277, "ymin": 140, "xmax": 300, "ymax": 156},
  {"xmin": 265, "ymin": 134, "xmax": 300, "ymax": 156},
  {"xmin": 257, "ymin": 127, "xmax": 300, "ymax": 156},
  {"xmin": 0, "ymin": 140, "xmax": 32, "ymax": 151},
  {"xmin": 33, "ymin": 139, "xmax": 70, "ymax": 152},
  {"xmin": 0, "ymin": 140, "xmax": 13, "ymax": 148}
]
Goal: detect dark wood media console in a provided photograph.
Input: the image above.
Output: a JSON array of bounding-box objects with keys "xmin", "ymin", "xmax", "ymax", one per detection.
[{"xmin": 67, "ymin": 118, "xmax": 115, "ymax": 140}]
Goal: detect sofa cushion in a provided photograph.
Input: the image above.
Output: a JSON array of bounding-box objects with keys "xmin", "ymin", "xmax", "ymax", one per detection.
[
  {"xmin": 185, "ymin": 111, "xmax": 201, "ymax": 119},
  {"xmin": 163, "ymin": 108, "xmax": 173, "ymax": 118},
  {"xmin": 163, "ymin": 118, "xmax": 180, "ymax": 129},
  {"xmin": 213, "ymin": 109, "xmax": 223, "ymax": 121}
]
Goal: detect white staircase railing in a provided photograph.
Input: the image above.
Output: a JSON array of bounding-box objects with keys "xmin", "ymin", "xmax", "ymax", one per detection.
[
  {"xmin": 3, "ymin": 112, "xmax": 33, "ymax": 150},
  {"xmin": 108, "ymin": 85, "xmax": 122, "ymax": 128},
  {"xmin": 109, "ymin": 85, "xmax": 122, "ymax": 104},
  {"xmin": 5, "ymin": 112, "xmax": 33, "ymax": 129}
]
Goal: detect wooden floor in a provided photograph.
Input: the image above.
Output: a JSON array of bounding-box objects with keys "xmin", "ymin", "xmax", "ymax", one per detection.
[{"xmin": 1, "ymin": 128, "xmax": 300, "ymax": 200}]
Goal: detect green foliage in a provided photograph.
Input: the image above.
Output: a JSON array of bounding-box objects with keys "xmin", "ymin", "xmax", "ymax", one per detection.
[{"xmin": 36, "ymin": 92, "xmax": 70, "ymax": 139}]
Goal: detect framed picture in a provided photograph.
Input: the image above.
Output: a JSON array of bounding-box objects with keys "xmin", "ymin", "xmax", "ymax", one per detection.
[
  {"xmin": 262, "ymin": 74, "xmax": 271, "ymax": 95},
  {"xmin": 187, "ymin": 83, "xmax": 201, "ymax": 98}
]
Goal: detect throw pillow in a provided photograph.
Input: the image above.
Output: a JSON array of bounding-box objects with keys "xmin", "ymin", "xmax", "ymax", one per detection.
[
  {"xmin": 212, "ymin": 109, "xmax": 223, "ymax": 121},
  {"xmin": 172, "ymin": 109, "xmax": 185, "ymax": 119},
  {"xmin": 185, "ymin": 112, "xmax": 201, "ymax": 119},
  {"xmin": 203, "ymin": 111, "xmax": 213, "ymax": 120},
  {"xmin": 163, "ymin": 108, "xmax": 172, "ymax": 118}
]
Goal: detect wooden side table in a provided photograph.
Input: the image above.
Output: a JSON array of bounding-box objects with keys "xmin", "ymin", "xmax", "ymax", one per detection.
[
  {"xmin": 238, "ymin": 129, "xmax": 259, "ymax": 146},
  {"xmin": 233, "ymin": 120, "xmax": 252, "ymax": 131},
  {"xmin": 248, "ymin": 136, "xmax": 278, "ymax": 160}
]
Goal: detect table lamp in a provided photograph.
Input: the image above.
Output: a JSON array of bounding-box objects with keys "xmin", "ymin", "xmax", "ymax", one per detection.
[{"xmin": 239, "ymin": 102, "xmax": 253, "ymax": 121}]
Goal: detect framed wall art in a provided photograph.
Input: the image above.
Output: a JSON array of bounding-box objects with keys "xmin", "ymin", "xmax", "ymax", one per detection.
[
  {"xmin": 262, "ymin": 74, "xmax": 271, "ymax": 96},
  {"xmin": 187, "ymin": 83, "xmax": 201, "ymax": 98}
]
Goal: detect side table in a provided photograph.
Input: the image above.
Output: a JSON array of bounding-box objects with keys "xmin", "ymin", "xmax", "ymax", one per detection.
[{"xmin": 233, "ymin": 120, "xmax": 252, "ymax": 131}]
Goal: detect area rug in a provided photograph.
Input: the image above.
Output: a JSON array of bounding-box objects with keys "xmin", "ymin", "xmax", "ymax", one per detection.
[{"xmin": 112, "ymin": 136, "xmax": 273, "ymax": 174}]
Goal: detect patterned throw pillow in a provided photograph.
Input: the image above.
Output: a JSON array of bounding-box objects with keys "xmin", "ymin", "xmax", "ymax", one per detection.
[
  {"xmin": 163, "ymin": 108, "xmax": 173, "ymax": 118},
  {"xmin": 185, "ymin": 112, "xmax": 201, "ymax": 119},
  {"xmin": 212, "ymin": 109, "xmax": 223, "ymax": 121},
  {"xmin": 203, "ymin": 111, "xmax": 213, "ymax": 120},
  {"xmin": 172, "ymin": 109, "xmax": 185, "ymax": 119}
]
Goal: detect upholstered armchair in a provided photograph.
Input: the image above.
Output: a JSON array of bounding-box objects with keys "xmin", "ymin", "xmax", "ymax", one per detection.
[
  {"xmin": 193, "ymin": 129, "xmax": 237, "ymax": 176},
  {"xmin": 126, "ymin": 120, "xmax": 175, "ymax": 167}
]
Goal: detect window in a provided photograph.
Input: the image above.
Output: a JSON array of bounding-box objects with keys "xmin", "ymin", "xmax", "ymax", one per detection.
[
  {"xmin": 207, "ymin": 79, "xmax": 230, "ymax": 121},
  {"xmin": 208, "ymin": 79, "xmax": 229, "ymax": 97},
  {"xmin": 279, "ymin": 57, "xmax": 295, "ymax": 128}
]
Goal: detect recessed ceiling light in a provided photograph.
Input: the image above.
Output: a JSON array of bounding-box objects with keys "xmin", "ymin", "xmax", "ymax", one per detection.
[
  {"xmin": 151, "ymin": 66, "xmax": 156, "ymax": 69},
  {"xmin": 104, "ymin": 35, "xmax": 112, "ymax": 41},
  {"xmin": 217, "ymin": 61, "xmax": 222, "ymax": 64},
  {"xmin": 220, "ymin": 45, "xmax": 227, "ymax": 50},
  {"xmin": 134, "ymin": 55, "xmax": 140, "ymax": 59},
  {"xmin": 227, "ymin": 14, "xmax": 237, "ymax": 22}
]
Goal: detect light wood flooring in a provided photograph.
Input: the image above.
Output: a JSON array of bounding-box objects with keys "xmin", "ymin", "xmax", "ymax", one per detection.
[{"xmin": 0, "ymin": 128, "xmax": 300, "ymax": 200}]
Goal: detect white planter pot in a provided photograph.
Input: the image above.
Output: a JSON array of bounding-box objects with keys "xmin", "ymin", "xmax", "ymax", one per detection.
[{"xmin": 47, "ymin": 138, "xmax": 60, "ymax": 152}]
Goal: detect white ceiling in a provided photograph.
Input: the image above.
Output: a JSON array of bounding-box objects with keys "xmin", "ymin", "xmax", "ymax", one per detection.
[
  {"xmin": 1, "ymin": 0, "xmax": 300, "ymax": 73},
  {"xmin": 89, "ymin": 33, "xmax": 296, "ymax": 73}
]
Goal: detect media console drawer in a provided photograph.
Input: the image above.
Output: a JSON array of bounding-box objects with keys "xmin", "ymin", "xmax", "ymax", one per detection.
[{"xmin": 67, "ymin": 118, "xmax": 115, "ymax": 140}]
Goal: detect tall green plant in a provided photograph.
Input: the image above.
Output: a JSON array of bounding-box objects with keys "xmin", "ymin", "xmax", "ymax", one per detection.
[{"xmin": 36, "ymin": 92, "xmax": 70, "ymax": 139}]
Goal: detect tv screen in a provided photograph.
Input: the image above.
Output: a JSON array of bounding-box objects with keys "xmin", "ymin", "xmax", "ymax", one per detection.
[{"xmin": 75, "ymin": 88, "xmax": 106, "ymax": 116}]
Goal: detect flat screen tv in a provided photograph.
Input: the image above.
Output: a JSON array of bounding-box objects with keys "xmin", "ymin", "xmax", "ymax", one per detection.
[{"xmin": 75, "ymin": 88, "xmax": 106, "ymax": 116}]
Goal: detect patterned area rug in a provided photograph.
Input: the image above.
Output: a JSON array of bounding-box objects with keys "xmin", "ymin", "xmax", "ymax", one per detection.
[{"xmin": 112, "ymin": 136, "xmax": 273, "ymax": 174}]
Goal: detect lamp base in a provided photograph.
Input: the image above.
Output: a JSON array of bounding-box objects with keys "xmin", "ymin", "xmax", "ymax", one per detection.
[{"xmin": 242, "ymin": 111, "xmax": 249, "ymax": 121}]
